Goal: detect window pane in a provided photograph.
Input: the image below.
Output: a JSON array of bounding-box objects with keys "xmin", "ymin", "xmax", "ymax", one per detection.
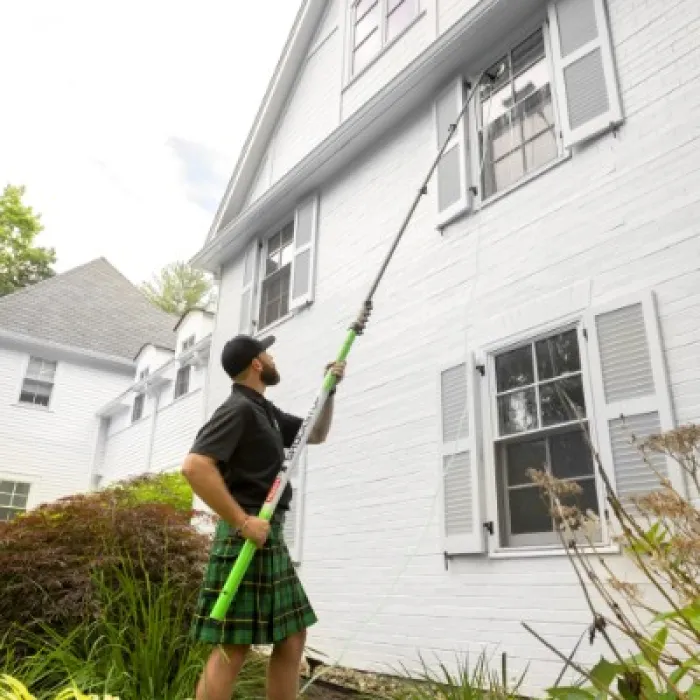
[
  {"xmin": 483, "ymin": 110, "xmax": 521, "ymax": 162},
  {"xmin": 387, "ymin": 0, "xmax": 416, "ymax": 42},
  {"xmin": 536, "ymin": 329, "xmax": 581, "ymax": 380},
  {"xmin": 571, "ymin": 478, "xmax": 600, "ymax": 517},
  {"xmin": 495, "ymin": 345, "xmax": 534, "ymax": 392},
  {"xmin": 492, "ymin": 148, "xmax": 525, "ymax": 195},
  {"xmin": 267, "ymin": 231, "xmax": 281, "ymax": 256},
  {"xmin": 512, "ymin": 29, "xmax": 545, "ymax": 77},
  {"xmin": 550, "ymin": 430, "xmax": 595, "ymax": 480},
  {"xmin": 498, "ymin": 388, "xmax": 538, "ymax": 435},
  {"xmin": 506, "ymin": 438, "xmax": 547, "ymax": 486},
  {"xmin": 540, "ymin": 375, "xmax": 586, "ymax": 426},
  {"xmin": 0, "ymin": 493, "xmax": 11, "ymax": 506},
  {"xmin": 524, "ymin": 127, "xmax": 558, "ymax": 173},
  {"xmin": 15, "ymin": 482, "xmax": 30, "ymax": 496},
  {"xmin": 0, "ymin": 508, "xmax": 16, "ymax": 522},
  {"xmin": 437, "ymin": 145, "xmax": 462, "ymax": 211},
  {"xmin": 280, "ymin": 239, "xmax": 294, "ymax": 268},
  {"xmin": 260, "ymin": 266, "xmax": 291, "ymax": 327},
  {"xmin": 0, "ymin": 481, "xmax": 13, "ymax": 493},
  {"xmin": 20, "ymin": 380, "xmax": 52, "ymax": 406},
  {"xmin": 353, "ymin": 28, "xmax": 381, "ymax": 73},
  {"xmin": 355, "ymin": 4, "xmax": 379, "ymax": 46},
  {"xmin": 13, "ymin": 494, "xmax": 28, "ymax": 509},
  {"xmin": 281, "ymin": 222, "xmax": 294, "ymax": 247},
  {"xmin": 508, "ymin": 486, "xmax": 552, "ymax": 535}
]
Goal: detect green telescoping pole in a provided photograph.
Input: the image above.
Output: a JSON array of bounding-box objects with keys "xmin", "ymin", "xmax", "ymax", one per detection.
[{"xmin": 210, "ymin": 77, "xmax": 479, "ymax": 622}]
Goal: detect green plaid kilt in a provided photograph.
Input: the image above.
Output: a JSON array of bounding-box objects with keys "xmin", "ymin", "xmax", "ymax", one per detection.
[{"xmin": 190, "ymin": 518, "xmax": 317, "ymax": 646}]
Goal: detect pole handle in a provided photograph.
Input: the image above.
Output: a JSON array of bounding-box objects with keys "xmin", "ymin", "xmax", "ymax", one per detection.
[{"xmin": 210, "ymin": 538, "xmax": 258, "ymax": 621}]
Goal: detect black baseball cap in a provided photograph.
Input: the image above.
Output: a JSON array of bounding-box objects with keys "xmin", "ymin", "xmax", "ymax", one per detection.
[{"xmin": 221, "ymin": 334, "xmax": 275, "ymax": 378}]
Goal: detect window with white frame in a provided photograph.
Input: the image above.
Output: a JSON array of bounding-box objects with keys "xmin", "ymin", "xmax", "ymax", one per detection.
[
  {"xmin": 19, "ymin": 356, "xmax": 57, "ymax": 407},
  {"xmin": 0, "ymin": 481, "xmax": 30, "ymax": 521},
  {"xmin": 478, "ymin": 29, "xmax": 559, "ymax": 199},
  {"xmin": 433, "ymin": 0, "xmax": 624, "ymax": 224},
  {"xmin": 174, "ymin": 365, "xmax": 191, "ymax": 399},
  {"xmin": 181, "ymin": 335, "xmax": 196, "ymax": 352},
  {"xmin": 239, "ymin": 195, "xmax": 319, "ymax": 335},
  {"xmin": 132, "ymin": 368, "xmax": 148, "ymax": 422},
  {"xmin": 350, "ymin": 0, "xmax": 418, "ymax": 76},
  {"xmin": 492, "ymin": 327, "xmax": 601, "ymax": 548}
]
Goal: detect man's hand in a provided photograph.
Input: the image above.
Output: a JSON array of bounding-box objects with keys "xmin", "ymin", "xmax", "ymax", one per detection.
[
  {"xmin": 325, "ymin": 360, "xmax": 346, "ymax": 384},
  {"xmin": 241, "ymin": 516, "xmax": 271, "ymax": 549}
]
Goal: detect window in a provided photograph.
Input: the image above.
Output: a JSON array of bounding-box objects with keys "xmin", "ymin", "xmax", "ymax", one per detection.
[
  {"xmin": 240, "ymin": 195, "xmax": 319, "ymax": 334},
  {"xmin": 132, "ymin": 393, "xmax": 145, "ymax": 422},
  {"xmin": 492, "ymin": 328, "xmax": 601, "ymax": 547},
  {"xmin": 174, "ymin": 365, "xmax": 191, "ymax": 399},
  {"xmin": 434, "ymin": 0, "xmax": 624, "ymax": 220},
  {"xmin": 350, "ymin": 0, "xmax": 418, "ymax": 75},
  {"xmin": 260, "ymin": 221, "xmax": 294, "ymax": 330},
  {"xmin": 478, "ymin": 29, "xmax": 559, "ymax": 199},
  {"xmin": 0, "ymin": 481, "xmax": 30, "ymax": 521},
  {"xmin": 19, "ymin": 357, "xmax": 57, "ymax": 407},
  {"xmin": 181, "ymin": 335, "xmax": 196, "ymax": 352}
]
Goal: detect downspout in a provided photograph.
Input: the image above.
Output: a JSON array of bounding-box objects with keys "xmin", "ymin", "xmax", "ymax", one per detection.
[
  {"xmin": 88, "ymin": 416, "xmax": 108, "ymax": 491},
  {"xmin": 145, "ymin": 388, "xmax": 161, "ymax": 473}
]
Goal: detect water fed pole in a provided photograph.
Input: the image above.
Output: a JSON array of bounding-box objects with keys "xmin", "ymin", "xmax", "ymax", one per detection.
[{"xmin": 210, "ymin": 75, "xmax": 484, "ymax": 622}]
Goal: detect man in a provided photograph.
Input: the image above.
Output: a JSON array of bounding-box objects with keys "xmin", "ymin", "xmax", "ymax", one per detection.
[{"xmin": 182, "ymin": 333, "xmax": 345, "ymax": 700}]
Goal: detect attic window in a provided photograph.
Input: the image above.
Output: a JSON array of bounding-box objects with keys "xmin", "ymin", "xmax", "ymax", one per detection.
[
  {"xmin": 181, "ymin": 335, "xmax": 196, "ymax": 352},
  {"xmin": 351, "ymin": 0, "xmax": 418, "ymax": 75}
]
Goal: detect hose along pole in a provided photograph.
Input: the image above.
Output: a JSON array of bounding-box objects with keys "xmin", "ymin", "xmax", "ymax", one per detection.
[{"xmin": 210, "ymin": 77, "xmax": 482, "ymax": 622}]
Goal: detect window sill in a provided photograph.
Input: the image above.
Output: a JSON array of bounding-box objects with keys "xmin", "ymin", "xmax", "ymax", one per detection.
[
  {"xmin": 342, "ymin": 10, "xmax": 427, "ymax": 94},
  {"xmin": 488, "ymin": 542, "xmax": 620, "ymax": 559},
  {"xmin": 478, "ymin": 151, "xmax": 571, "ymax": 212},
  {"xmin": 12, "ymin": 402, "xmax": 52, "ymax": 413}
]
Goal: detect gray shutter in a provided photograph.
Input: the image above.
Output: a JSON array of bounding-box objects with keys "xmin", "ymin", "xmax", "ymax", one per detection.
[
  {"xmin": 239, "ymin": 238, "xmax": 260, "ymax": 333},
  {"xmin": 290, "ymin": 195, "xmax": 319, "ymax": 309},
  {"xmin": 585, "ymin": 292, "xmax": 683, "ymax": 504},
  {"xmin": 283, "ymin": 448, "xmax": 307, "ymax": 563},
  {"xmin": 439, "ymin": 353, "xmax": 485, "ymax": 554},
  {"xmin": 547, "ymin": 0, "xmax": 623, "ymax": 147},
  {"xmin": 434, "ymin": 77, "xmax": 472, "ymax": 226}
]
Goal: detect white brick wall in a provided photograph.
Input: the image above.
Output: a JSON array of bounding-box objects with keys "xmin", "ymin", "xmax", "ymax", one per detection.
[{"xmin": 207, "ymin": 0, "xmax": 700, "ymax": 692}]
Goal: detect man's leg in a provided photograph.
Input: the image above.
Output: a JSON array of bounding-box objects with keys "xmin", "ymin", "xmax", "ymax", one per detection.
[
  {"xmin": 266, "ymin": 629, "xmax": 307, "ymax": 700},
  {"xmin": 196, "ymin": 643, "xmax": 250, "ymax": 700}
]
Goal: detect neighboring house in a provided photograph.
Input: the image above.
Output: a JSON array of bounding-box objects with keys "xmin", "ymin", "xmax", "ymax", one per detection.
[
  {"xmin": 190, "ymin": 0, "xmax": 700, "ymax": 692},
  {"xmin": 0, "ymin": 258, "xmax": 212, "ymax": 521}
]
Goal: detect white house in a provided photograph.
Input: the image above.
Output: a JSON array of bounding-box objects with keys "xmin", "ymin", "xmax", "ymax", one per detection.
[
  {"xmin": 0, "ymin": 258, "xmax": 212, "ymax": 520},
  {"xmin": 190, "ymin": 0, "xmax": 700, "ymax": 693}
]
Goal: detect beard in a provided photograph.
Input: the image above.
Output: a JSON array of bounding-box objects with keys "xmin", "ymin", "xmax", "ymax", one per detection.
[{"xmin": 260, "ymin": 363, "xmax": 280, "ymax": 386}]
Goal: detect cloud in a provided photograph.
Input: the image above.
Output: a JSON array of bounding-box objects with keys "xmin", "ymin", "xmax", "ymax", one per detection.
[{"xmin": 0, "ymin": 0, "xmax": 301, "ymax": 284}]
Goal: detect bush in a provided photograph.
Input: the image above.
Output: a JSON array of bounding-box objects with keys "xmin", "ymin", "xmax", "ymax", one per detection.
[
  {"xmin": 0, "ymin": 487, "xmax": 210, "ymax": 640},
  {"xmin": 103, "ymin": 471, "xmax": 194, "ymax": 513}
]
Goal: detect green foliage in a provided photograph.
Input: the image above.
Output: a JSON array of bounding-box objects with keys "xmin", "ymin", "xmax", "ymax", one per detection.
[
  {"xmin": 104, "ymin": 471, "xmax": 194, "ymax": 513},
  {"xmin": 140, "ymin": 260, "xmax": 212, "ymax": 316},
  {"xmin": 0, "ymin": 184, "xmax": 56, "ymax": 296}
]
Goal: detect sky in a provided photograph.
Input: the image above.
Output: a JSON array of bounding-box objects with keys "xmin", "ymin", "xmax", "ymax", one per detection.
[{"xmin": 0, "ymin": 1, "xmax": 301, "ymax": 284}]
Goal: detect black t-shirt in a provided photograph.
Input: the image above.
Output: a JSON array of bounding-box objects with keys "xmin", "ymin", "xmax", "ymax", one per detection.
[{"xmin": 189, "ymin": 384, "xmax": 303, "ymax": 515}]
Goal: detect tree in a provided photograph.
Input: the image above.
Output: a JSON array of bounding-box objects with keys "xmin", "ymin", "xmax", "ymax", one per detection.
[
  {"xmin": 0, "ymin": 184, "xmax": 56, "ymax": 296},
  {"xmin": 141, "ymin": 260, "xmax": 212, "ymax": 316}
]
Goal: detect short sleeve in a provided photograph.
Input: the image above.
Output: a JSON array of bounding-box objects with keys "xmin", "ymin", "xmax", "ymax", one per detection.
[
  {"xmin": 189, "ymin": 400, "xmax": 249, "ymax": 463},
  {"xmin": 269, "ymin": 403, "xmax": 303, "ymax": 448}
]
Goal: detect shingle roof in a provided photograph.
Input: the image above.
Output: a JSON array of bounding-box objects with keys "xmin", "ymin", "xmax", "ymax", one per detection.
[{"xmin": 0, "ymin": 258, "xmax": 177, "ymax": 361}]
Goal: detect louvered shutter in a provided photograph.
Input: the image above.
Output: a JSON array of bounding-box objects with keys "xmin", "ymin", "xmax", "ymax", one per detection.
[
  {"xmin": 239, "ymin": 238, "xmax": 260, "ymax": 333},
  {"xmin": 283, "ymin": 448, "xmax": 307, "ymax": 563},
  {"xmin": 434, "ymin": 77, "xmax": 472, "ymax": 227},
  {"xmin": 439, "ymin": 353, "xmax": 485, "ymax": 554},
  {"xmin": 290, "ymin": 195, "xmax": 319, "ymax": 310},
  {"xmin": 547, "ymin": 0, "xmax": 623, "ymax": 148},
  {"xmin": 585, "ymin": 292, "xmax": 683, "ymax": 504}
]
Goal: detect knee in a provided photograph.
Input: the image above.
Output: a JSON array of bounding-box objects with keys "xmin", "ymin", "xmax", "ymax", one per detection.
[
  {"xmin": 273, "ymin": 629, "xmax": 306, "ymax": 659},
  {"xmin": 213, "ymin": 644, "xmax": 250, "ymax": 671}
]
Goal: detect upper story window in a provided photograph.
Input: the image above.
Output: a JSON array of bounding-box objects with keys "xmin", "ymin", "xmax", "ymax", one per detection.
[
  {"xmin": 239, "ymin": 195, "xmax": 319, "ymax": 335},
  {"xmin": 132, "ymin": 367, "xmax": 148, "ymax": 422},
  {"xmin": 478, "ymin": 29, "xmax": 558, "ymax": 199},
  {"xmin": 181, "ymin": 335, "xmax": 196, "ymax": 352},
  {"xmin": 19, "ymin": 356, "xmax": 57, "ymax": 407},
  {"xmin": 433, "ymin": 0, "xmax": 624, "ymax": 226},
  {"xmin": 174, "ymin": 365, "xmax": 191, "ymax": 399},
  {"xmin": 350, "ymin": 0, "xmax": 418, "ymax": 76},
  {"xmin": 0, "ymin": 480, "xmax": 30, "ymax": 521}
]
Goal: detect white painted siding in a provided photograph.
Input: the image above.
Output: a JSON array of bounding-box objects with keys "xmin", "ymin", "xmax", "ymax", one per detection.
[
  {"xmin": 100, "ymin": 418, "xmax": 151, "ymax": 485},
  {"xmin": 437, "ymin": 0, "xmax": 481, "ymax": 36},
  {"xmin": 208, "ymin": 0, "xmax": 700, "ymax": 692},
  {"xmin": 0, "ymin": 345, "xmax": 132, "ymax": 510},
  {"xmin": 151, "ymin": 390, "xmax": 203, "ymax": 469}
]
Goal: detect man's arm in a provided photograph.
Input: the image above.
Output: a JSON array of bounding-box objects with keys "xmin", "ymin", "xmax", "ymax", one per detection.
[{"xmin": 308, "ymin": 394, "xmax": 334, "ymax": 444}]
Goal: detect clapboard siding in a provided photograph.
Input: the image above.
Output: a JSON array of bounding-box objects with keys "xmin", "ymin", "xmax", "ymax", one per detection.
[
  {"xmin": 207, "ymin": 0, "xmax": 700, "ymax": 693},
  {"xmin": 150, "ymin": 389, "xmax": 203, "ymax": 468},
  {"xmin": 0, "ymin": 345, "xmax": 131, "ymax": 509}
]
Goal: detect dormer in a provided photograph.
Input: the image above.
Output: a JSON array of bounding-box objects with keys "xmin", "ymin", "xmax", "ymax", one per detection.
[
  {"xmin": 133, "ymin": 343, "xmax": 175, "ymax": 382},
  {"xmin": 174, "ymin": 308, "xmax": 215, "ymax": 356}
]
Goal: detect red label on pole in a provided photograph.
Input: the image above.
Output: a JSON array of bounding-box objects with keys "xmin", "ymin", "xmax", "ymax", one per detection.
[{"xmin": 265, "ymin": 477, "xmax": 281, "ymax": 504}]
